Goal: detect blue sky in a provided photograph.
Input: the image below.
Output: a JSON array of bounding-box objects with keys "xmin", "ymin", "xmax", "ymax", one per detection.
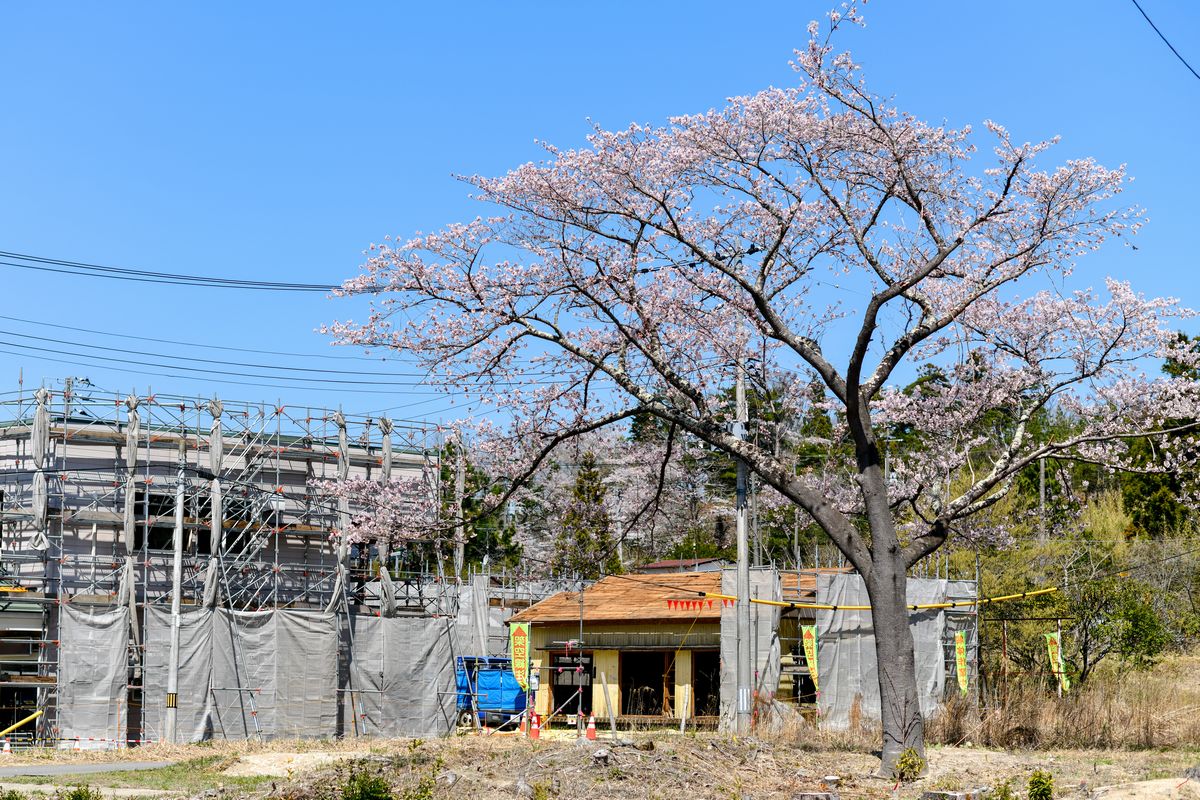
[{"xmin": 1, "ymin": 1, "xmax": 1197, "ymax": 421}]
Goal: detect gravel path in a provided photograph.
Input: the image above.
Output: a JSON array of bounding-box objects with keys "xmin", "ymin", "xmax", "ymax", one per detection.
[{"xmin": 0, "ymin": 761, "xmax": 175, "ymax": 778}]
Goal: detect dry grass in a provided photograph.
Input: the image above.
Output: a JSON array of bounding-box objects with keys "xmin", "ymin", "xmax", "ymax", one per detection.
[
  {"xmin": 217, "ymin": 734, "xmax": 1200, "ymax": 800},
  {"xmin": 2, "ymin": 729, "xmax": 1198, "ymax": 799},
  {"xmin": 928, "ymin": 649, "xmax": 1200, "ymax": 750}
]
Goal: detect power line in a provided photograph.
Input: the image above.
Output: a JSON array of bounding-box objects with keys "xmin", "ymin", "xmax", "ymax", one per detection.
[
  {"xmin": 0, "ymin": 313, "xmax": 387, "ymax": 363},
  {"xmin": 0, "ymin": 336, "xmax": 424, "ymax": 386},
  {"xmin": 0, "ymin": 250, "xmax": 338, "ymax": 292},
  {"xmin": 0, "ymin": 346, "xmax": 592, "ymax": 410},
  {"xmin": 1129, "ymin": 0, "xmax": 1200, "ymax": 82},
  {"xmin": 0, "ymin": 330, "xmax": 599, "ymax": 390},
  {"xmin": 0, "ymin": 328, "xmax": 431, "ymax": 380},
  {"xmin": 0, "ymin": 345, "xmax": 429, "ymax": 397},
  {"xmin": 0, "ymin": 316, "xmax": 610, "ymax": 386}
]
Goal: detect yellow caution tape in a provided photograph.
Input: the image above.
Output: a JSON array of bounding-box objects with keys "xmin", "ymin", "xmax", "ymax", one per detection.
[{"xmin": 700, "ymin": 585, "xmax": 1059, "ymax": 612}]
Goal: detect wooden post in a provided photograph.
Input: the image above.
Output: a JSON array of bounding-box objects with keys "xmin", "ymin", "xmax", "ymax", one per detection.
[
  {"xmin": 1056, "ymin": 617, "xmax": 1063, "ymax": 698},
  {"xmin": 1001, "ymin": 620, "xmax": 1008, "ymax": 707},
  {"xmin": 600, "ymin": 672, "xmax": 617, "ymax": 737}
]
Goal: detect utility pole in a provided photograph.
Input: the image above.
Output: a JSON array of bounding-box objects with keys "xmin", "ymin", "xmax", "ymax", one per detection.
[
  {"xmin": 734, "ymin": 361, "xmax": 752, "ymax": 734},
  {"xmin": 453, "ymin": 436, "xmax": 466, "ymax": 578},
  {"xmin": 1038, "ymin": 457, "xmax": 1046, "ymax": 542},
  {"xmin": 165, "ymin": 456, "xmax": 185, "ymax": 743},
  {"xmin": 751, "ymin": 475, "xmax": 761, "ymax": 566}
]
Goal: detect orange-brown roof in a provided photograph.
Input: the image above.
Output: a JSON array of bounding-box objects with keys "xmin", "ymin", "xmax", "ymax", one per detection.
[
  {"xmin": 508, "ymin": 572, "xmax": 723, "ymax": 625},
  {"xmin": 639, "ymin": 557, "xmax": 725, "ymax": 569}
]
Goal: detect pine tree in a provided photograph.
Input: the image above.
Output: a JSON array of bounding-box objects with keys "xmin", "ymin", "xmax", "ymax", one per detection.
[{"xmin": 552, "ymin": 452, "xmax": 622, "ymax": 579}]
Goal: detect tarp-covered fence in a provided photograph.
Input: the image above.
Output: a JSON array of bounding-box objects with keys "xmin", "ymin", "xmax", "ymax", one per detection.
[
  {"xmin": 815, "ymin": 574, "xmax": 978, "ymax": 729},
  {"xmin": 942, "ymin": 580, "xmax": 980, "ymax": 701},
  {"xmin": 719, "ymin": 567, "xmax": 782, "ymax": 731},
  {"xmin": 348, "ymin": 615, "xmax": 455, "ymax": 737},
  {"xmin": 57, "ymin": 604, "xmax": 129, "ymax": 749},
  {"xmin": 140, "ymin": 609, "xmax": 451, "ymax": 742},
  {"xmin": 143, "ymin": 607, "xmax": 213, "ymax": 743}
]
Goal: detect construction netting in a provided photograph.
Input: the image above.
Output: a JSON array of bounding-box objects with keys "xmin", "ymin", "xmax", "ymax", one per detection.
[
  {"xmin": 211, "ymin": 609, "xmax": 340, "ymax": 739},
  {"xmin": 57, "ymin": 604, "xmax": 129, "ymax": 749},
  {"xmin": 814, "ymin": 574, "xmax": 977, "ymax": 728},
  {"xmin": 141, "ymin": 609, "xmax": 451, "ymax": 742},
  {"xmin": 456, "ymin": 575, "xmax": 510, "ymax": 657},
  {"xmin": 718, "ymin": 567, "xmax": 782, "ymax": 731},
  {"xmin": 348, "ymin": 615, "xmax": 456, "ymax": 737},
  {"xmin": 942, "ymin": 580, "xmax": 980, "ymax": 701},
  {"xmin": 143, "ymin": 607, "xmax": 213, "ymax": 743},
  {"xmin": 453, "ymin": 576, "xmax": 567, "ymax": 658}
]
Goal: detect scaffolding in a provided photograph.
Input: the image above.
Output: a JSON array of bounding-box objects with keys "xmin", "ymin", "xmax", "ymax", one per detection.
[{"xmin": 0, "ymin": 382, "xmax": 453, "ymax": 746}]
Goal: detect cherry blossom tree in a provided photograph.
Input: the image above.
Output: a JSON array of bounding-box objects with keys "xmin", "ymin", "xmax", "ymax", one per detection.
[
  {"xmin": 328, "ymin": 7, "xmax": 1200, "ymax": 770},
  {"xmin": 311, "ymin": 475, "xmax": 437, "ymax": 545}
]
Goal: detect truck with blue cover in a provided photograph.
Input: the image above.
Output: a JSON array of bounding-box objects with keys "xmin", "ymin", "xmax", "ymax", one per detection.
[{"xmin": 454, "ymin": 655, "xmax": 527, "ymax": 728}]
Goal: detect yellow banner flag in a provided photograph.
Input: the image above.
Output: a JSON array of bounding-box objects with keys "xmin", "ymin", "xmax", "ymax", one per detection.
[
  {"xmin": 1044, "ymin": 631, "xmax": 1070, "ymax": 693},
  {"xmin": 510, "ymin": 623, "xmax": 531, "ymax": 691},
  {"xmin": 801, "ymin": 625, "xmax": 818, "ymax": 693},
  {"xmin": 954, "ymin": 630, "xmax": 968, "ymax": 697}
]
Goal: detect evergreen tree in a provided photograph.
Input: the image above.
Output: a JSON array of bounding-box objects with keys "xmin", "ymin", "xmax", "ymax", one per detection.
[
  {"xmin": 1117, "ymin": 334, "xmax": 1200, "ymax": 537},
  {"xmin": 552, "ymin": 452, "xmax": 622, "ymax": 578}
]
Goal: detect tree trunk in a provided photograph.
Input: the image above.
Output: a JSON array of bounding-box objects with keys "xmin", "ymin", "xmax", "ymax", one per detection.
[{"xmin": 865, "ymin": 559, "xmax": 924, "ymax": 775}]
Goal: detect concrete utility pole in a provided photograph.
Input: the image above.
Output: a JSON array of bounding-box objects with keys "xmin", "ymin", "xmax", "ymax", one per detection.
[
  {"xmin": 1038, "ymin": 456, "xmax": 1046, "ymax": 542},
  {"xmin": 453, "ymin": 436, "xmax": 466, "ymax": 578},
  {"xmin": 165, "ymin": 460, "xmax": 186, "ymax": 743},
  {"xmin": 734, "ymin": 361, "xmax": 752, "ymax": 735}
]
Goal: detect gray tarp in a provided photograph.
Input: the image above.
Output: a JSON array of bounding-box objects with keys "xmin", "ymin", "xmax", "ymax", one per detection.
[
  {"xmin": 144, "ymin": 609, "xmax": 338, "ymax": 741},
  {"xmin": 210, "ymin": 610, "xmax": 339, "ymax": 739},
  {"xmin": 275, "ymin": 611, "xmax": 340, "ymax": 736},
  {"xmin": 30, "ymin": 389, "xmax": 50, "ymax": 550},
  {"xmin": 943, "ymin": 580, "xmax": 979, "ymax": 697},
  {"xmin": 201, "ymin": 558, "xmax": 221, "ymax": 608},
  {"xmin": 455, "ymin": 575, "xmax": 516, "ymax": 657},
  {"xmin": 719, "ymin": 567, "xmax": 782, "ymax": 731},
  {"xmin": 122, "ymin": 396, "xmax": 139, "ymax": 552},
  {"xmin": 143, "ymin": 607, "xmax": 214, "ymax": 744},
  {"xmin": 378, "ymin": 567, "xmax": 397, "ymax": 617},
  {"xmin": 58, "ymin": 605, "xmax": 129, "ymax": 749},
  {"xmin": 348, "ymin": 615, "xmax": 456, "ymax": 737},
  {"xmin": 208, "ymin": 397, "xmax": 223, "ymax": 556},
  {"xmin": 32, "ymin": 388, "xmax": 49, "ymax": 467},
  {"xmin": 209, "ymin": 610, "xmax": 275, "ymax": 739},
  {"xmin": 30, "ymin": 471, "xmax": 48, "ymax": 543},
  {"xmin": 122, "ymin": 477, "xmax": 137, "ymax": 553},
  {"xmin": 815, "ymin": 574, "xmax": 963, "ymax": 728}
]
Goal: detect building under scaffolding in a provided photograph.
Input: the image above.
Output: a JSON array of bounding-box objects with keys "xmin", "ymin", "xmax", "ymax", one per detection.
[{"xmin": 0, "ymin": 384, "xmax": 566, "ymax": 747}]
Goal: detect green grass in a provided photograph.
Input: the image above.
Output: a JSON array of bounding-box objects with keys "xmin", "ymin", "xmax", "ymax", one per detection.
[{"xmin": 7, "ymin": 756, "xmax": 271, "ymax": 795}]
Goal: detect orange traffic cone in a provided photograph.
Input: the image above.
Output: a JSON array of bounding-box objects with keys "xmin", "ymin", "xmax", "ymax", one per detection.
[
  {"xmin": 586, "ymin": 713, "xmax": 597, "ymax": 740},
  {"xmin": 518, "ymin": 712, "xmax": 526, "ymax": 734},
  {"xmin": 1, "ymin": 738, "xmax": 10, "ymax": 755},
  {"xmin": 529, "ymin": 713, "xmax": 540, "ymax": 740}
]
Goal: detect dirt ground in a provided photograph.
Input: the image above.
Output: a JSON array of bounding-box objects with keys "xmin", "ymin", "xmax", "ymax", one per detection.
[
  {"xmin": 223, "ymin": 735, "xmax": 1200, "ymax": 799},
  {"xmin": 2, "ymin": 733, "xmax": 1197, "ymax": 799}
]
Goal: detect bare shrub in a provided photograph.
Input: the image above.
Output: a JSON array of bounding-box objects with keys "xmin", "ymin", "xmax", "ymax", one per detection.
[{"xmin": 930, "ymin": 649, "xmax": 1200, "ymax": 749}]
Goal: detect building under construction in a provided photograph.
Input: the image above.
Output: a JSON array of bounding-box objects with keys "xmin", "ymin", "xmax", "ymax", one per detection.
[
  {"xmin": 0, "ymin": 384, "xmax": 564, "ymax": 747},
  {"xmin": 0, "ymin": 382, "xmax": 981, "ymax": 747}
]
